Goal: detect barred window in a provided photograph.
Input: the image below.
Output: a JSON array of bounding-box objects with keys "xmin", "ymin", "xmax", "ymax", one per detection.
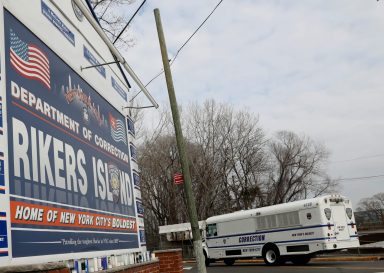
[
  {"xmin": 278, "ymin": 213, "xmax": 289, "ymax": 227},
  {"xmin": 256, "ymin": 216, "xmax": 267, "ymax": 230},
  {"xmin": 287, "ymin": 211, "xmax": 300, "ymax": 226},
  {"xmin": 256, "ymin": 211, "xmax": 300, "ymax": 230},
  {"xmin": 267, "ymin": 215, "xmax": 277, "ymax": 228}
]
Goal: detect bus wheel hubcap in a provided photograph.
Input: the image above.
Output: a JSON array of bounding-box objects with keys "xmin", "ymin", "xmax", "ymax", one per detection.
[{"xmin": 266, "ymin": 250, "xmax": 276, "ymax": 263}]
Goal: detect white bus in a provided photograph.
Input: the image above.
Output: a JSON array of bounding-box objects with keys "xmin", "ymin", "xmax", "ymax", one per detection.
[{"xmin": 203, "ymin": 194, "xmax": 359, "ymax": 266}]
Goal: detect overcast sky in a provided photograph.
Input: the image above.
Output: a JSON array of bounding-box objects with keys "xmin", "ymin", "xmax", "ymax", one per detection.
[{"xmin": 121, "ymin": 0, "xmax": 384, "ymax": 206}]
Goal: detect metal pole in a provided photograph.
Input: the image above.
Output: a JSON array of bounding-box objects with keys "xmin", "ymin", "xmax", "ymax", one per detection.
[
  {"xmin": 154, "ymin": 8, "xmax": 207, "ymax": 273},
  {"xmin": 70, "ymin": 0, "xmax": 159, "ymax": 108}
]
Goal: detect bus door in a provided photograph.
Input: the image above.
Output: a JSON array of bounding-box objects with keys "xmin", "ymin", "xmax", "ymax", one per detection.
[{"xmin": 331, "ymin": 203, "xmax": 350, "ymax": 240}]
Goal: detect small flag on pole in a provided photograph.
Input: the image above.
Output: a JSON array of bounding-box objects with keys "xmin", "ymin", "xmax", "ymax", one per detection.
[{"xmin": 173, "ymin": 172, "xmax": 184, "ymax": 185}]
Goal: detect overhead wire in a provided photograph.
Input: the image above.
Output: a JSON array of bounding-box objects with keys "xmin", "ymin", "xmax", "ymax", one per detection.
[
  {"xmin": 312, "ymin": 174, "xmax": 384, "ymax": 184},
  {"xmin": 85, "ymin": 0, "xmax": 132, "ymax": 88},
  {"xmin": 331, "ymin": 153, "xmax": 384, "ymax": 163},
  {"xmin": 130, "ymin": 0, "xmax": 224, "ymax": 102},
  {"xmin": 113, "ymin": 0, "xmax": 147, "ymax": 44},
  {"xmin": 334, "ymin": 174, "xmax": 384, "ymax": 182},
  {"xmin": 169, "ymin": 0, "xmax": 224, "ymax": 66}
]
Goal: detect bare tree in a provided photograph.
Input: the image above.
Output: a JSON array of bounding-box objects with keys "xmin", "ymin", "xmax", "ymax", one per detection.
[
  {"xmin": 358, "ymin": 193, "xmax": 384, "ymax": 224},
  {"xmin": 140, "ymin": 100, "xmax": 267, "ymax": 233},
  {"xmin": 185, "ymin": 100, "xmax": 234, "ymax": 218},
  {"xmin": 185, "ymin": 100, "xmax": 267, "ymax": 214},
  {"xmin": 223, "ymin": 110, "xmax": 268, "ymax": 210},
  {"xmin": 90, "ymin": 0, "xmax": 135, "ymax": 49},
  {"xmin": 266, "ymin": 131, "xmax": 337, "ymax": 205},
  {"xmin": 139, "ymin": 133, "xmax": 210, "ymax": 248},
  {"xmin": 138, "ymin": 101, "xmax": 338, "ymax": 249},
  {"xmin": 139, "ymin": 135, "xmax": 186, "ymax": 226}
]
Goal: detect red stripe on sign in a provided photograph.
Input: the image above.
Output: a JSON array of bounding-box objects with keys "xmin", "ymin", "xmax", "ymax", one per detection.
[
  {"xmin": 10, "ymin": 201, "xmax": 137, "ymax": 232},
  {"xmin": 29, "ymin": 44, "xmax": 50, "ymax": 67}
]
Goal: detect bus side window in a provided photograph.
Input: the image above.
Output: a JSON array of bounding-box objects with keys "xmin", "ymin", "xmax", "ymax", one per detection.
[{"xmin": 206, "ymin": 224, "xmax": 217, "ymax": 237}]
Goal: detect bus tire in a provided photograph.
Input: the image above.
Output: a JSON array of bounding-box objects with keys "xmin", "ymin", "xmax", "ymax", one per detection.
[
  {"xmin": 223, "ymin": 258, "xmax": 235, "ymax": 266},
  {"xmin": 262, "ymin": 244, "xmax": 281, "ymax": 266},
  {"xmin": 290, "ymin": 255, "xmax": 311, "ymax": 265},
  {"xmin": 204, "ymin": 251, "xmax": 210, "ymax": 267}
]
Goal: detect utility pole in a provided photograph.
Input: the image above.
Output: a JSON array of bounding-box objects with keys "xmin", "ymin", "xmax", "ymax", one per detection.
[{"xmin": 154, "ymin": 9, "xmax": 207, "ymax": 273}]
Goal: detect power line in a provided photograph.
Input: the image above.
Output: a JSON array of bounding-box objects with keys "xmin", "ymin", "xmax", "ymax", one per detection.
[
  {"xmin": 130, "ymin": 0, "xmax": 224, "ymax": 102},
  {"xmin": 331, "ymin": 153, "xmax": 384, "ymax": 163},
  {"xmin": 113, "ymin": 0, "xmax": 147, "ymax": 44},
  {"xmin": 169, "ymin": 0, "xmax": 224, "ymax": 66},
  {"xmin": 334, "ymin": 174, "xmax": 384, "ymax": 182},
  {"xmin": 130, "ymin": 69, "xmax": 164, "ymax": 102},
  {"xmin": 312, "ymin": 174, "xmax": 384, "ymax": 184}
]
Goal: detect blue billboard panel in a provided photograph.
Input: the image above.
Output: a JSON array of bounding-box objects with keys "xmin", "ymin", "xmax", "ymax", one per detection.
[
  {"xmin": 4, "ymin": 11, "xmax": 138, "ymax": 257},
  {"xmin": 139, "ymin": 230, "xmax": 146, "ymax": 244},
  {"xmin": 83, "ymin": 46, "xmax": 106, "ymax": 78},
  {"xmin": 130, "ymin": 144, "xmax": 137, "ymax": 161},
  {"xmin": 0, "ymin": 220, "xmax": 8, "ymax": 248},
  {"xmin": 0, "ymin": 159, "xmax": 5, "ymax": 187},
  {"xmin": 111, "ymin": 77, "xmax": 127, "ymax": 102},
  {"xmin": 133, "ymin": 172, "xmax": 140, "ymax": 188},
  {"xmin": 127, "ymin": 117, "xmax": 135, "ymax": 136},
  {"xmin": 136, "ymin": 201, "xmax": 144, "ymax": 216},
  {"xmin": 41, "ymin": 0, "xmax": 75, "ymax": 46},
  {"xmin": 0, "ymin": 100, "xmax": 3, "ymax": 128}
]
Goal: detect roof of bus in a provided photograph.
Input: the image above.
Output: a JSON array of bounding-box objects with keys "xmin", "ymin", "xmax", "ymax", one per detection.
[{"xmin": 206, "ymin": 194, "xmax": 348, "ymax": 224}]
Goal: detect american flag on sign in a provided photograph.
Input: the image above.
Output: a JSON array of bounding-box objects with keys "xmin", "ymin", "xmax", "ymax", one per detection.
[{"xmin": 10, "ymin": 29, "xmax": 50, "ymax": 89}]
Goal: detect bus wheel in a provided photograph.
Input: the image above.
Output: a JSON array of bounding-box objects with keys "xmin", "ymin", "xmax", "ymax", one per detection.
[
  {"xmin": 204, "ymin": 252, "xmax": 210, "ymax": 267},
  {"xmin": 290, "ymin": 255, "xmax": 311, "ymax": 265},
  {"xmin": 262, "ymin": 245, "xmax": 281, "ymax": 266},
  {"xmin": 224, "ymin": 258, "xmax": 235, "ymax": 266}
]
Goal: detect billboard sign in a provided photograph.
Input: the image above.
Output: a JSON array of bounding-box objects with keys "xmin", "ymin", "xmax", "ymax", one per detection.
[{"xmin": 3, "ymin": 10, "xmax": 138, "ymax": 259}]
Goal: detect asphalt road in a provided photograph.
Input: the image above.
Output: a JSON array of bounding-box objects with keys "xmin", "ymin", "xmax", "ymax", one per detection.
[{"xmin": 184, "ymin": 261, "xmax": 384, "ymax": 273}]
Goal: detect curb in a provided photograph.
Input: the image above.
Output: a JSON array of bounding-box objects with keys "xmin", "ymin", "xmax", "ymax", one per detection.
[
  {"xmin": 313, "ymin": 256, "xmax": 383, "ymax": 262},
  {"xmin": 183, "ymin": 256, "xmax": 384, "ymax": 264}
]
